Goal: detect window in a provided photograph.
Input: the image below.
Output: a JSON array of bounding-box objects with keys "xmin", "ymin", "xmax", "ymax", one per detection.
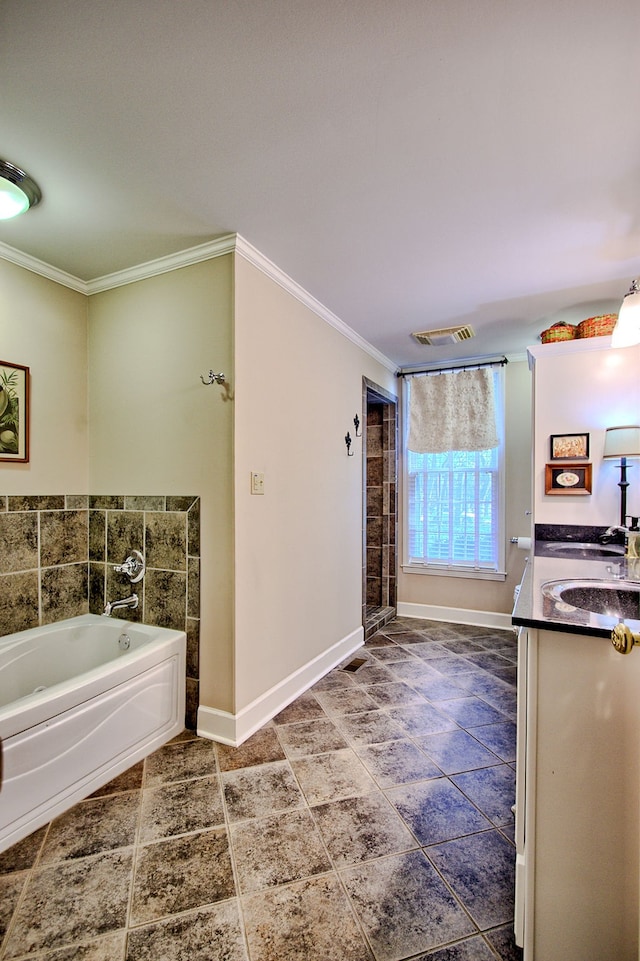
[{"xmin": 403, "ymin": 367, "xmax": 505, "ymax": 579}]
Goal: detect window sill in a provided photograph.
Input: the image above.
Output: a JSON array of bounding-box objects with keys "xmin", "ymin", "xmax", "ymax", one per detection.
[{"xmin": 402, "ymin": 564, "xmax": 507, "ymax": 582}]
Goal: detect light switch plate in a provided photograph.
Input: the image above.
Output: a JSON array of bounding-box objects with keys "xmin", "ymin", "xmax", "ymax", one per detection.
[{"xmin": 251, "ymin": 471, "xmax": 265, "ymax": 495}]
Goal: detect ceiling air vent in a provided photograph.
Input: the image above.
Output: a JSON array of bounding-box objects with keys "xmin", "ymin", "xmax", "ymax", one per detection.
[{"xmin": 412, "ymin": 325, "xmax": 475, "ymax": 346}]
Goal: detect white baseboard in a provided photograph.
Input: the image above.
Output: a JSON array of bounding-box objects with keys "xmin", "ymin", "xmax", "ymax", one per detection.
[
  {"xmin": 397, "ymin": 601, "xmax": 514, "ymax": 633},
  {"xmin": 197, "ymin": 626, "xmax": 364, "ymax": 746}
]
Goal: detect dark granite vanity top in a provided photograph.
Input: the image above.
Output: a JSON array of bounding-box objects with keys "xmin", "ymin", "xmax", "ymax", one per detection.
[{"xmin": 512, "ymin": 525, "xmax": 640, "ymax": 639}]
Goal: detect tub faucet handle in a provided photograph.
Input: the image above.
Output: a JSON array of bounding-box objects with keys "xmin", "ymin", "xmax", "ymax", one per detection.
[{"xmin": 113, "ymin": 550, "xmax": 146, "ymax": 583}]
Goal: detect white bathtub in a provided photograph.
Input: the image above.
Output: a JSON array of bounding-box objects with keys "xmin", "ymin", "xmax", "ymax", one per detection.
[{"xmin": 0, "ymin": 613, "xmax": 186, "ymax": 853}]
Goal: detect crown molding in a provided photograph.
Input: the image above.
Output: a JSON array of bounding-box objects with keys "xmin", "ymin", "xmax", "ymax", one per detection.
[
  {"xmin": 85, "ymin": 234, "xmax": 238, "ymax": 293},
  {"xmin": 234, "ymin": 235, "xmax": 397, "ymax": 373},
  {"xmin": 1, "ymin": 232, "xmax": 396, "ymax": 373},
  {"xmin": 0, "ymin": 241, "xmax": 88, "ymax": 292}
]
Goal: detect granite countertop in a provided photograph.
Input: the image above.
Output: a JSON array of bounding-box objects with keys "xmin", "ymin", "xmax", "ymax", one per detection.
[{"xmin": 512, "ymin": 546, "xmax": 640, "ymax": 639}]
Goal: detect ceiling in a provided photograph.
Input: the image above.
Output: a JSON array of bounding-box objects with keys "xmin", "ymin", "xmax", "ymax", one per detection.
[{"xmin": 1, "ymin": 0, "xmax": 639, "ymax": 367}]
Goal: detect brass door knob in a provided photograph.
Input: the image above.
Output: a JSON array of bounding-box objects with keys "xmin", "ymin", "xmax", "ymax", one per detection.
[{"xmin": 611, "ymin": 623, "xmax": 640, "ymax": 654}]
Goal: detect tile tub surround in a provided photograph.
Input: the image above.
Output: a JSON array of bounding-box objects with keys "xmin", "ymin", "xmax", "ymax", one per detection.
[
  {"xmin": 0, "ymin": 618, "xmax": 522, "ymax": 961},
  {"xmin": 0, "ymin": 494, "xmax": 200, "ymax": 729}
]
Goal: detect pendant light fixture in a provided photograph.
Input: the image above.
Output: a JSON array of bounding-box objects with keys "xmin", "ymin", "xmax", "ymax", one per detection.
[
  {"xmin": 0, "ymin": 159, "xmax": 42, "ymax": 220},
  {"xmin": 611, "ymin": 278, "xmax": 640, "ymax": 348}
]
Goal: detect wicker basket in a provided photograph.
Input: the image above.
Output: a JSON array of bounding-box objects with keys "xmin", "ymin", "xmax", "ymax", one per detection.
[
  {"xmin": 576, "ymin": 314, "xmax": 617, "ymax": 338},
  {"xmin": 540, "ymin": 322, "xmax": 577, "ymax": 344}
]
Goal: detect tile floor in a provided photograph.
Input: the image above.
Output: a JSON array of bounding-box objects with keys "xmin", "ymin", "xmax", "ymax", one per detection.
[{"xmin": 0, "ymin": 617, "xmax": 523, "ymax": 961}]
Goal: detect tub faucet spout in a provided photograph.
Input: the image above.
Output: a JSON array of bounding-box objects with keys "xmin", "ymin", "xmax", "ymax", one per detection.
[{"xmin": 103, "ymin": 593, "xmax": 139, "ymax": 617}]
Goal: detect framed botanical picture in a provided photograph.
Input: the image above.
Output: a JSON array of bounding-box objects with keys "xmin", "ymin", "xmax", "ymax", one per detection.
[
  {"xmin": 0, "ymin": 360, "xmax": 29, "ymax": 462},
  {"xmin": 550, "ymin": 432, "xmax": 589, "ymax": 460},
  {"xmin": 545, "ymin": 463, "xmax": 592, "ymax": 495}
]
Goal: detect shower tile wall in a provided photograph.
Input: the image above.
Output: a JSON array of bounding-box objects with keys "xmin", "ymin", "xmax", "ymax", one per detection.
[
  {"xmin": 0, "ymin": 494, "xmax": 200, "ymax": 728},
  {"xmin": 363, "ymin": 396, "xmax": 397, "ymax": 636}
]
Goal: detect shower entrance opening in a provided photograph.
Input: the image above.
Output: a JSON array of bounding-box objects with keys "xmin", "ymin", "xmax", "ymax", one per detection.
[{"xmin": 362, "ymin": 378, "xmax": 398, "ymax": 639}]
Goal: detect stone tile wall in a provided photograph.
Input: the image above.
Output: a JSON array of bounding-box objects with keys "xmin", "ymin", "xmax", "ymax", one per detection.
[
  {"xmin": 0, "ymin": 494, "xmax": 200, "ymax": 728},
  {"xmin": 361, "ymin": 379, "xmax": 398, "ymax": 637}
]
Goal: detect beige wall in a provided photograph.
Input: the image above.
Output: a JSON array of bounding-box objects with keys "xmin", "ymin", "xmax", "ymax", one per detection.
[
  {"xmin": 87, "ymin": 257, "xmax": 235, "ymax": 712},
  {"xmin": 531, "ymin": 340, "xmax": 640, "ymax": 526},
  {"xmin": 233, "ymin": 255, "xmax": 396, "ymax": 710},
  {"xmin": 397, "ymin": 359, "xmax": 533, "ymax": 616},
  {"xmin": 1, "ymin": 245, "xmax": 536, "ymax": 731},
  {"xmin": 0, "ymin": 260, "xmax": 88, "ymax": 493}
]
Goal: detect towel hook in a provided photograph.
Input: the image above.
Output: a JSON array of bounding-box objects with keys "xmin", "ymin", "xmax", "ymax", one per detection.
[{"xmin": 201, "ymin": 370, "xmax": 226, "ymax": 386}]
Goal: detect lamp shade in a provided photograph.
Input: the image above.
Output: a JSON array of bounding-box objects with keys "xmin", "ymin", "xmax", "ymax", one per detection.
[
  {"xmin": 603, "ymin": 426, "xmax": 640, "ymax": 459},
  {"xmin": 611, "ymin": 278, "xmax": 640, "ymax": 348}
]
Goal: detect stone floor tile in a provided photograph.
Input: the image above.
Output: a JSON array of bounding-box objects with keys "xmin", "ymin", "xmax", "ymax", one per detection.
[
  {"xmin": 342, "ymin": 849, "xmax": 476, "ymax": 961},
  {"xmin": 452, "ymin": 765, "xmax": 516, "ymax": 826},
  {"xmin": 272, "ymin": 690, "xmax": 327, "ymax": 724},
  {"xmin": 0, "ymin": 872, "xmax": 28, "ymax": 945},
  {"xmin": 34, "ymin": 931, "xmax": 127, "ymax": 960},
  {"xmin": 468, "ymin": 721, "xmax": 517, "ymax": 762},
  {"xmin": 4, "ymin": 850, "xmax": 133, "ymax": 957},
  {"xmin": 333, "ymin": 709, "xmax": 406, "ymax": 746},
  {"xmin": 363, "ymin": 633, "xmax": 396, "ymax": 648},
  {"xmin": 399, "ymin": 641, "xmax": 450, "ymax": 660},
  {"xmin": 215, "ymin": 725, "xmax": 286, "ymax": 772},
  {"xmin": 89, "ymin": 761, "xmax": 144, "ymax": 798},
  {"xmin": 242, "ymin": 873, "xmax": 373, "ymax": 961},
  {"xmin": 139, "ymin": 775, "xmax": 224, "ymax": 842},
  {"xmin": 276, "ymin": 717, "xmax": 349, "ymax": 757},
  {"xmin": 356, "ymin": 738, "xmax": 442, "ymax": 787},
  {"xmin": 312, "ymin": 791, "xmax": 416, "ymax": 866},
  {"xmin": 367, "ymin": 646, "xmax": 419, "ymax": 663},
  {"xmin": 351, "ymin": 662, "xmax": 398, "ymax": 685},
  {"xmin": 387, "ymin": 778, "xmax": 491, "ymax": 846},
  {"xmin": 130, "ymin": 828, "xmax": 234, "ymax": 925},
  {"xmin": 222, "ymin": 759, "xmax": 305, "ymax": 822},
  {"xmin": 386, "ymin": 659, "xmax": 440, "ymax": 682},
  {"xmin": 413, "ymin": 934, "xmax": 498, "ymax": 959},
  {"xmin": 437, "ymin": 638, "xmax": 488, "ymax": 655},
  {"xmin": 126, "ymin": 901, "xmax": 248, "ymax": 961},
  {"xmin": 363, "ymin": 681, "xmax": 427, "ymax": 708},
  {"xmin": 230, "ymin": 808, "xmax": 331, "ymax": 893},
  {"xmin": 0, "ymin": 826, "xmax": 46, "ymax": 875},
  {"xmin": 427, "ymin": 830, "xmax": 516, "ymax": 930},
  {"xmin": 420, "ymin": 654, "xmax": 476, "ymax": 677},
  {"xmin": 414, "ymin": 730, "xmax": 501, "ymax": 776},
  {"xmin": 433, "ymin": 695, "xmax": 507, "ymax": 728},
  {"xmin": 0, "ymin": 615, "xmax": 520, "ymax": 960},
  {"xmin": 410, "ymin": 675, "xmax": 467, "ymax": 702},
  {"xmin": 40, "ymin": 793, "xmax": 140, "ymax": 863},
  {"xmin": 314, "ymin": 687, "xmax": 381, "ymax": 715},
  {"xmin": 485, "ymin": 922, "xmax": 524, "ymax": 960},
  {"xmin": 143, "ymin": 738, "xmax": 216, "ymax": 788},
  {"xmin": 291, "ymin": 748, "xmax": 376, "ymax": 805},
  {"xmin": 312, "ymin": 669, "xmax": 357, "ymax": 691},
  {"xmin": 386, "ymin": 703, "xmax": 458, "ymax": 737}
]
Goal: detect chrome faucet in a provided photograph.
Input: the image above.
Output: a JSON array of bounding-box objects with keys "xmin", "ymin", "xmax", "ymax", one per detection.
[
  {"xmin": 600, "ymin": 525, "xmax": 628, "ymax": 544},
  {"xmin": 103, "ymin": 593, "xmax": 139, "ymax": 617}
]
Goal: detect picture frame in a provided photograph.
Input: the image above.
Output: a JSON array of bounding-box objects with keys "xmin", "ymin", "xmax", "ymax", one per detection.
[
  {"xmin": 545, "ymin": 463, "xmax": 592, "ymax": 495},
  {"xmin": 549, "ymin": 432, "xmax": 589, "ymax": 461},
  {"xmin": 0, "ymin": 360, "xmax": 30, "ymax": 463}
]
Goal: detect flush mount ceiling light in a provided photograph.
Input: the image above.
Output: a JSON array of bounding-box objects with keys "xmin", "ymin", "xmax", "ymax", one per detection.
[
  {"xmin": 611, "ymin": 278, "xmax": 640, "ymax": 348},
  {"xmin": 0, "ymin": 159, "xmax": 42, "ymax": 220},
  {"xmin": 412, "ymin": 324, "xmax": 475, "ymax": 346}
]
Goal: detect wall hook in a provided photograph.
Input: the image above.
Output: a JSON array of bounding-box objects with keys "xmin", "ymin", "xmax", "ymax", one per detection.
[
  {"xmin": 345, "ymin": 431, "xmax": 353, "ymax": 456},
  {"xmin": 353, "ymin": 414, "xmax": 361, "ymax": 437},
  {"xmin": 201, "ymin": 370, "xmax": 226, "ymax": 385}
]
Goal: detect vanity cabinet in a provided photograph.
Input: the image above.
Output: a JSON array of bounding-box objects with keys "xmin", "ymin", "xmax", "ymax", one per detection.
[{"xmin": 516, "ymin": 626, "xmax": 640, "ymax": 960}]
